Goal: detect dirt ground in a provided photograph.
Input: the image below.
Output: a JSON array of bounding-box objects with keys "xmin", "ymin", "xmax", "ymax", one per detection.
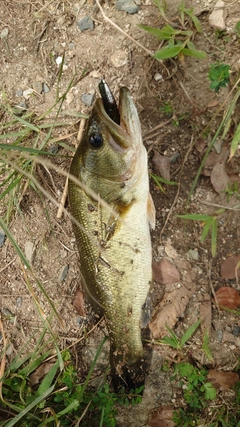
[{"xmin": 1, "ymin": 0, "xmax": 240, "ymax": 425}]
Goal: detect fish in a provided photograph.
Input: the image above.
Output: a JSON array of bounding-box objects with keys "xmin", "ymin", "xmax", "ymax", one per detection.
[{"xmin": 68, "ymin": 80, "xmax": 155, "ymax": 389}]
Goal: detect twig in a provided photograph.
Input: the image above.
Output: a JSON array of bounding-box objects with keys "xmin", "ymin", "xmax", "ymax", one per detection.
[
  {"xmin": 143, "ymin": 119, "xmax": 172, "ymax": 140},
  {"xmin": 201, "ymin": 201, "xmax": 240, "ymax": 212},
  {"xmin": 56, "ymin": 118, "xmax": 86, "ymax": 219},
  {"xmin": 208, "ymin": 259, "xmax": 220, "ymax": 312},
  {"xmin": 0, "ymin": 257, "xmax": 16, "ymax": 274},
  {"xmin": 95, "ymin": 0, "xmax": 154, "ymax": 57}
]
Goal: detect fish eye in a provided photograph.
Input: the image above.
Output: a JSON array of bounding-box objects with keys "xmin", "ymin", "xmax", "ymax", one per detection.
[{"xmin": 89, "ymin": 132, "xmax": 103, "ymax": 149}]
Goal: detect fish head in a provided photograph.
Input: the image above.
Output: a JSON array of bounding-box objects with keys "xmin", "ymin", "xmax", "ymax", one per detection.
[{"xmin": 78, "ymin": 87, "xmax": 146, "ymax": 190}]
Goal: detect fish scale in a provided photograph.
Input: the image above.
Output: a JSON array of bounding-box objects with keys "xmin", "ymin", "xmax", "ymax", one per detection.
[{"xmin": 68, "ymin": 86, "xmax": 155, "ymax": 388}]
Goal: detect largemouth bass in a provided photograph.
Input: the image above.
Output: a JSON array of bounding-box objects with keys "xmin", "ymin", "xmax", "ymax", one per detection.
[{"xmin": 68, "ymin": 81, "xmax": 155, "ymax": 388}]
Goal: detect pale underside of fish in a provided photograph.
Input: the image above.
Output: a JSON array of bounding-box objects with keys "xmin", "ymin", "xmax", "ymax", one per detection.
[{"xmin": 68, "ymin": 85, "xmax": 155, "ymax": 388}]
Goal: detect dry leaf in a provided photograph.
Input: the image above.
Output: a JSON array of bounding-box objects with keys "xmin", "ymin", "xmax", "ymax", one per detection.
[
  {"xmin": 152, "ymin": 259, "xmax": 180, "ymax": 285},
  {"xmin": 73, "ymin": 288, "xmax": 86, "ymax": 316},
  {"xmin": 202, "ymin": 146, "xmax": 229, "ymax": 176},
  {"xmin": 221, "ymin": 254, "xmax": 240, "ymax": 279},
  {"xmin": 152, "ymin": 150, "xmax": 171, "ymax": 181},
  {"xmin": 149, "ymin": 282, "xmax": 196, "ymax": 339},
  {"xmin": 215, "ymin": 286, "xmax": 240, "ymax": 309},
  {"xmin": 148, "ymin": 406, "xmax": 175, "ymax": 427},
  {"xmin": 199, "ymin": 297, "xmax": 212, "ymax": 334},
  {"xmin": 29, "ymin": 360, "xmax": 56, "ymax": 386},
  {"xmin": 208, "ymin": 370, "xmax": 239, "ymax": 390},
  {"xmin": 210, "ymin": 161, "xmax": 230, "ymax": 194}
]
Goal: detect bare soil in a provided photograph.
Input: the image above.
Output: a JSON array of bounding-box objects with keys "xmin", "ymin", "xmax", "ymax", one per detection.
[{"xmin": 1, "ymin": 0, "xmax": 240, "ymax": 425}]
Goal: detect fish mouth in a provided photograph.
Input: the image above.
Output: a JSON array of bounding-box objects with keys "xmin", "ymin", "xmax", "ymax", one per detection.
[{"xmin": 93, "ymin": 87, "xmax": 142, "ymax": 150}]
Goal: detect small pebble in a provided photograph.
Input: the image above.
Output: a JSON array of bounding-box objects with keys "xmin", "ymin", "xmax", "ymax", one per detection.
[
  {"xmin": 49, "ymin": 144, "xmax": 59, "ymax": 154},
  {"xmin": 154, "ymin": 72, "xmax": 164, "ymax": 82},
  {"xmin": 33, "ymin": 81, "xmax": 43, "ymax": 93},
  {"xmin": 0, "ymin": 230, "xmax": 6, "ymax": 247},
  {"xmin": 25, "ymin": 241, "xmax": 35, "ymax": 264},
  {"xmin": 56, "ymin": 56, "xmax": 63, "ymax": 65},
  {"xmin": 16, "ymin": 297, "xmax": 22, "ymax": 308},
  {"xmin": 16, "ymin": 89, "xmax": 23, "ymax": 97},
  {"xmin": 170, "ymin": 152, "xmax": 180, "ymax": 163},
  {"xmin": 15, "ymin": 102, "xmax": 27, "ymax": 114},
  {"xmin": 1, "ymin": 308, "xmax": 15, "ymax": 320},
  {"xmin": 66, "ymin": 92, "xmax": 75, "ymax": 104},
  {"xmin": 0, "ymin": 28, "xmax": 9, "ymax": 39},
  {"xmin": 215, "ymin": 330, "xmax": 223, "ymax": 343},
  {"xmin": 186, "ymin": 249, "xmax": 199, "ymax": 261},
  {"xmin": 81, "ymin": 93, "xmax": 95, "ymax": 106},
  {"xmin": 68, "ymin": 42, "xmax": 76, "ymax": 50},
  {"xmin": 232, "ymin": 325, "xmax": 240, "ymax": 337},
  {"xmin": 6, "ymin": 344, "xmax": 14, "ymax": 356},
  {"xmin": 77, "ymin": 16, "xmax": 94, "ymax": 31},
  {"xmin": 42, "ymin": 83, "xmax": 50, "ymax": 93},
  {"xmin": 58, "ymin": 264, "xmax": 69, "ymax": 282},
  {"xmin": 23, "ymin": 88, "xmax": 35, "ymax": 99},
  {"xmin": 110, "ymin": 49, "xmax": 128, "ymax": 68},
  {"xmin": 116, "ymin": 0, "xmax": 140, "ymax": 14}
]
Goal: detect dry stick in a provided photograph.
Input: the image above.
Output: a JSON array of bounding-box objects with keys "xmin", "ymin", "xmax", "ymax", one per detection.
[
  {"xmin": 159, "ymin": 135, "xmax": 194, "ymax": 243},
  {"xmin": 95, "ymin": 0, "xmax": 154, "ymax": 57},
  {"xmin": 56, "ymin": 118, "xmax": 86, "ymax": 219},
  {"xmin": 208, "ymin": 258, "xmax": 220, "ymax": 312},
  {"xmin": 143, "ymin": 118, "xmax": 172, "ymax": 140}
]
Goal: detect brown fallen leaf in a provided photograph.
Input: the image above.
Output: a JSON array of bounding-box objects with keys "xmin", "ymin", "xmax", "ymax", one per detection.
[
  {"xmin": 73, "ymin": 288, "xmax": 86, "ymax": 316},
  {"xmin": 29, "ymin": 360, "xmax": 56, "ymax": 387},
  {"xmin": 215, "ymin": 286, "xmax": 240, "ymax": 309},
  {"xmin": 202, "ymin": 146, "xmax": 229, "ymax": 176},
  {"xmin": 149, "ymin": 282, "xmax": 196, "ymax": 339},
  {"xmin": 199, "ymin": 297, "xmax": 212, "ymax": 334},
  {"xmin": 210, "ymin": 161, "xmax": 230, "ymax": 195},
  {"xmin": 152, "ymin": 150, "xmax": 171, "ymax": 181},
  {"xmin": 148, "ymin": 406, "xmax": 175, "ymax": 427},
  {"xmin": 208, "ymin": 370, "xmax": 239, "ymax": 390},
  {"xmin": 221, "ymin": 254, "xmax": 240, "ymax": 279},
  {"xmin": 152, "ymin": 259, "xmax": 180, "ymax": 285}
]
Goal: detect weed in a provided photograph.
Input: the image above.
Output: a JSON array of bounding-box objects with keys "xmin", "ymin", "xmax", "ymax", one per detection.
[
  {"xmin": 157, "ymin": 320, "xmax": 201, "ymax": 351},
  {"xmin": 177, "ymin": 208, "xmax": 225, "ymax": 257},
  {"xmin": 0, "ymin": 338, "xmax": 143, "ymax": 426},
  {"xmin": 208, "ymin": 63, "xmax": 230, "ymax": 93},
  {"xmin": 150, "ymin": 173, "xmax": 178, "ymax": 193},
  {"xmin": 172, "ymin": 362, "xmax": 216, "ymax": 426},
  {"xmin": 225, "ymin": 182, "xmax": 240, "ymax": 201},
  {"xmin": 139, "ymin": 0, "xmax": 206, "ymax": 60},
  {"xmin": 235, "ymin": 21, "xmax": 240, "ymax": 37}
]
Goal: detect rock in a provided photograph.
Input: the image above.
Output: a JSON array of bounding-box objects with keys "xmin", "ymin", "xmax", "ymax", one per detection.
[
  {"xmin": 186, "ymin": 249, "xmax": 199, "ymax": 261},
  {"xmin": 49, "ymin": 144, "xmax": 58, "ymax": 154},
  {"xmin": 33, "ymin": 81, "xmax": 43, "ymax": 93},
  {"xmin": 68, "ymin": 42, "xmax": 76, "ymax": 50},
  {"xmin": 16, "ymin": 297, "xmax": 22, "ymax": 307},
  {"xmin": 66, "ymin": 92, "xmax": 75, "ymax": 104},
  {"xmin": 110, "ymin": 49, "xmax": 128, "ymax": 68},
  {"xmin": 152, "ymin": 259, "xmax": 180, "ymax": 284},
  {"xmin": 232, "ymin": 326, "xmax": 240, "ymax": 337},
  {"xmin": 42, "ymin": 83, "xmax": 50, "ymax": 93},
  {"xmin": 0, "ymin": 28, "xmax": 9, "ymax": 39},
  {"xmin": 25, "ymin": 241, "xmax": 35, "ymax": 264},
  {"xmin": 209, "ymin": 0, "xmax": 227, "ymax": 31},
  {"xmin": 164, "ymin": 243, "xmax": 178, "ymax": 259},
  {"xmin": 23, "ymin": 88, "xmax": 35, "ymax": 99},
  {"xmin": 56, "ymin": 56, "xmax": 63, "ymax": 65},
  {"xmin": 116, "ymin": 0, "xmax": 140, "ymax": 14},
  {"xmin": 77, "ymin": 16, "xmax": 94, "ymax": 31},
  {"xmin": 16, "ymin": 89, "xmax": 23, "ymax": 97},
  {"xmin": 0, "ymin": 230, "xmax": 6, "ymax": 247},
  {"xmin": 58, "ymin": 264, "xmax": 69, "ymax": 282},
  {"xmin": 81, "ymin": 92, "xmax": 95, "ymax": 106},
  {"xmin": 154, "ymin": 72, "xmax": 163, "ymax": 82}
]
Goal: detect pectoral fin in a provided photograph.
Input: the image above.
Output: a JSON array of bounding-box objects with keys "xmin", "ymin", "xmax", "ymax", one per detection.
[{"xmin": 147, "ymin": 193, "xmax": 156, "ymax": 230}]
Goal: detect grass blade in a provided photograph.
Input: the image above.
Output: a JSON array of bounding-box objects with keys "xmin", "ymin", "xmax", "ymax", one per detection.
[{"xmin": 180, "ymin": 319, "xmax": 201, "ymax": 347}]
